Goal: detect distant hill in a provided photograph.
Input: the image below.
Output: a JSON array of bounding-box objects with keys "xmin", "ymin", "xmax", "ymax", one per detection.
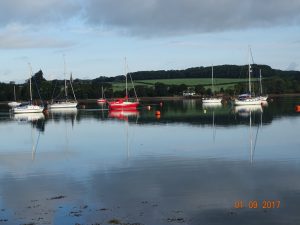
[{"xmin": 91, "ymin": 64, "xmax": 300, "ymax": 83}]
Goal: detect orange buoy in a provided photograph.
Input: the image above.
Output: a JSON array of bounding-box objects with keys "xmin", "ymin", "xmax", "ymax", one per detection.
[
  {"xmin": 296, "ymin": 105, "xmax": 300, "ymax": 112},
  {"xmin": 155, "ymin": 110, "xmax": 161, "ymax": 115}
]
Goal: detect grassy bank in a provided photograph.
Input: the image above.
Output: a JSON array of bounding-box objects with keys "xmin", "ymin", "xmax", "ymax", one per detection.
[{"xmin": 111, "ymin": 78, "xmax": 260, "ymax": 91}]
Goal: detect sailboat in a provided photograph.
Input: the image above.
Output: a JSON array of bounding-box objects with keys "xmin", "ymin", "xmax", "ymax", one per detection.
[
  {"xmin": 202, "ymin": 65, "xmax": 222, "ymax": 104},
  {"xmin": 97, "ymin": 86, "xmax": 106, "ymax": 104},
  {"xmin": 258, "ymin": 69, "xmax": 268, "ymax": 102},
  {"xmin": 234, "ymin": 47, "xmax": 261, "ymax": 106},
  {"xmin": 48, "ymin": 57, "xmax": 78, "ymax": 109},
  {"xmin": 107, "ymin": 58, "xmax": 139, "ymax": 110},
  {"xmin": 12, "ymin": 64, "xmax": 44, "ymax": 114},
  {"xmin": 8, "ymin": 85, "xmax": 21, "ymax": 108}
]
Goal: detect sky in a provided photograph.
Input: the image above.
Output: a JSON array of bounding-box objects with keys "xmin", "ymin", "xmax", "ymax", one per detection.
[{"xmin": 0, "ymin": 0, "xmax": 299, "ymax": 83}]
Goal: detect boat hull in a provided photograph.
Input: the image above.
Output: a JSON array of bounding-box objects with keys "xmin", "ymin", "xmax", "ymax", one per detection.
[
  {"xmin": 13, "ymin": 105, "xmax": 44, "ymax": 114},
  {"xmin": 108, "ymin": 101, "xmax": 139, "ymax": 110},
  {"xmin": 97, "ymin": 99, "xmax": 106, "ymax": 104},
  {"xmin": 234, "ymin": 98, "xmax": 262, "ymax": 106},
  {"xmin": 48, "ymin": 101, "xmax": 78, "ymax": 109}
]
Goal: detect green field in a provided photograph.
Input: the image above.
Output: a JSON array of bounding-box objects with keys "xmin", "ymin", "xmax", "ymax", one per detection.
[{"xmin": 112, "ymin": 78, "xmax": 260, "ymax": 91}]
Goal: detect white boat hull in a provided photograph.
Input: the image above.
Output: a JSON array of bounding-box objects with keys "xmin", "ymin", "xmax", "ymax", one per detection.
[
  {"xmin": 234, "ymin": 98, "xmax": 262, "ymax": 106},
  {"xmin": 13, "ymin": 105, "xmax": 44, "ymax": 114},
  {"xmin": 48, "ymin": 101, "xmax": 78, "ymax": 109}
]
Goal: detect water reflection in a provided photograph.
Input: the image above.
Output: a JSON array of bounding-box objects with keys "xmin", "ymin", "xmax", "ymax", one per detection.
[
  {"xmin": 108, "ymin": 109, "xmax": 139, "ymax": 121},
  {"xmin": 1, "ymin": 97, "xmax": 299, "ymax": 128},
  {"xmin": 11, "ymin": 112, "xmax": 45, "ymax": 122},
  {"xmin": 202, "ymin": 102, "xmax": 222, "ymax": 109},
  {"xmin": 48, "ymin": 108, "xmax": 78, "ymax": 116},
  {"xmin": 234, "ymin": 105, "xmax": 263, "ymax": 117},
  {"xmin": 0, "ymin": 97, "xmax": 299, "ymax": 224}
]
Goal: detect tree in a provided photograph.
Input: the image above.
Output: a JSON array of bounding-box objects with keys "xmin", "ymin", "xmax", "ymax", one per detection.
[
  {"xmin": 195, "ymin": 84, "xmax": 205, "ymax": 95},
  {"xmin": 154, "ymin": 82, "xmax": 168, "ymax": 96}
]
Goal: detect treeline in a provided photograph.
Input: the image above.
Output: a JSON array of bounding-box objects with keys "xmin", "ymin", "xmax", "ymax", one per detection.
[
  {"xmin": 1, "ymin": 65, "xmax": 300, "ymax": 101},
  {"xmin": 92, "ymin": 64, "xmax": 300, "ymax": 82}
]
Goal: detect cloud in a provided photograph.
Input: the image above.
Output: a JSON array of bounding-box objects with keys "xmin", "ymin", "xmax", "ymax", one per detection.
[
  {"xmin": 0, "ymin": 0, "xmax": 299, "ymax": 39},
  {"xmin": 0, "ymin": 0, "xmax": 82, "ymax": 26},
  {"xmin": 0, "ymin": 23, "xmax": 75, "ymax": 49},
  {"xmin": 84, "ymin": 0, "xmax": 300, "ymax": 37}
]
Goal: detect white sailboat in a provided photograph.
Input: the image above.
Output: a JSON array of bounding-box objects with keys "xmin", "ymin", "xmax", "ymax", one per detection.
[
  {"xmin": 12, "ymin": 64, "xmax": 44, "ymax": 114},
  {"xmin": 48, "ymin": 57, "xmax": 78, "ymax": 109},
  {"xmin": 8, "ymin": 85, "xmax": 21, "ymax": 108},
  {"xmin": 234, "ymin": 47, "xmax": 261, "ymax": 106},
  {"xmin": 202, "ymin": 65, "xmax": 222, "ymax": 104},
  {"xmin": 97, "ymin": 86, "xmax": 106, "ymax": 104}
]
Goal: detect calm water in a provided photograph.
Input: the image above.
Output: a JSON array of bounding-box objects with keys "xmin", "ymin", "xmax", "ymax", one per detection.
[{"xmin": 0, "ymin": 97, "xmax": 300, "ymax": 225}]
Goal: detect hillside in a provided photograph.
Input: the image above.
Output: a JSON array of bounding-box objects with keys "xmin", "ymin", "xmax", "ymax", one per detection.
[
  {"xmin": 1, "ymin": 65, "xmax": 300, "ymax": 101},
  {"xmin": 91, "ymin": 64, "xmax": 300, "ymax": 83}
]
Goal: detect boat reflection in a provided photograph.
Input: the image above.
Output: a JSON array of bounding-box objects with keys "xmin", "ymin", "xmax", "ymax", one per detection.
[
  {"xmin": 11, "ymin": 112, "xmax": 45, "ymax": 122},
  {"xmin": 248, "ymin": 109, "xmax": 262, "ymax": 164},
  {"xmin": 202, "ymin": 102, "xmax": 222, "ymax": 109},
  {"xmin": 48, "ymin": 108, "xmax": 78, "ymax": 116},
  {"xmin": 109, "ymin": 109, "xmax": 139, "ymax": 121},
  {"xmin": 234, "ymin": 105, "xmax": 263, "ymax": 117}
]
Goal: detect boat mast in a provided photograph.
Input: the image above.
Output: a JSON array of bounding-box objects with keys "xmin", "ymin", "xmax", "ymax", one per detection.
[
  {"xmin": 13, "ymin": 85, "xmax": 16, "ymax": 101},
  {"xmin": 211, "ymin": 64, "xmax": 214, "ymax": 95},
  {"xmin": 125, "ymin": 57, "xmax": 128, "ymax": 98},
  {"xmin": 259, "ymin": 69, "xmax": 263, "ymax": 95},
  {"xmin": 28, "ymin": 63, "xmax": 33, "ymax": 103},
  {"xmin": 248, "ymin": 46, "xmax": 252, "ymax": 96},
  {"xmin": 70, "ymin": 73, "xmax": 77, "ymax": 102},
  {"xmin": 64, "ymin": 55, "xmax": 68, "ymax": 100}
]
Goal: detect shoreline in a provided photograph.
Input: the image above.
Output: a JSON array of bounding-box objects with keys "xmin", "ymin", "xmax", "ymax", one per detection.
[{"xmin": 0, "ymin": 93, "xmax": 299, "ymax": 105}]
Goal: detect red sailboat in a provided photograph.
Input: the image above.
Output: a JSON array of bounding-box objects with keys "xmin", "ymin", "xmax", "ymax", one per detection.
[
  {"xmin": 108, "ymin": 58, "xmax": 139, "ymax": 110},
  {"xmin": 108, "ymin": 98, "xmax": 139, "ymax": 110}
]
